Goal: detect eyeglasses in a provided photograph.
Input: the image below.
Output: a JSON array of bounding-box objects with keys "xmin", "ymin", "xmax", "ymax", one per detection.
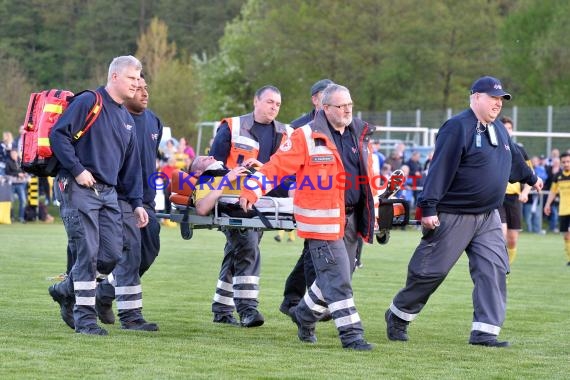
[{"xmin": 325, "ymin": 103, "xmax": 353, "ymax": 109}]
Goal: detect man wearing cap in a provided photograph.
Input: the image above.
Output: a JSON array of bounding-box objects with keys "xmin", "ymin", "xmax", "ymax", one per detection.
[
  {"xmin": 385, "ymin": 76, "xmax": 543, "ymax": 347},
  {"xmin": 290, "ymin": 79, "xmax": 334, "ymax": 128},
  {"xmin": 279, "ymin": 79, "xmax": 334, "ymax": 316}
]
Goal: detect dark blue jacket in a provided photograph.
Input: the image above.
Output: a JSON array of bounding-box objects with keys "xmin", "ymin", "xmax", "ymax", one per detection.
[
  {"xmin": 418, "ymin": 108, "xmax": 537, "ymax": 216},
  {"xmin": 290, "ymin": 109, "xmax": 316, "ymax": 129},
  {"xmin": 117, "ymin": 109, "xmax": 163, "ymax": 207},
  {"xmin": 50, "ymin": 86, "xmax": 143, "ymax": 208}
]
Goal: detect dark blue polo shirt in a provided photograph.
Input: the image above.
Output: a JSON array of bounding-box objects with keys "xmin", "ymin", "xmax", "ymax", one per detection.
[
  {"xmin": 50, "ymin": 86, "xmax": 143, "ymax": 208},
  {"xmin": 290, "ymin": 109, "xmax": 316, "ymax": 129},
  {"xmin": 328, "ymin": 123, "xmax": 361, "ymax": 207},
  {"xmin": 117, "ymin": 109, "xmax": 163, "ymax": 206}
]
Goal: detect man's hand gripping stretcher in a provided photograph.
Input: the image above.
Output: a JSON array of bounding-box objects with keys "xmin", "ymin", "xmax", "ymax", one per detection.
[{"xmin": 160, "ymin": 159, "xmax": 414, "ymax": 241}]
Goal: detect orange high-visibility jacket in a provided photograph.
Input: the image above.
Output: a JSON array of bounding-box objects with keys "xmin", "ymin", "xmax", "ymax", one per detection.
[
  {"xmin": 222, "ymin": 113, "xmax": 291, "ymax": 169},
  {"xmin": 242, "ymin": 111, "xmax": 376, "ymax": 242}
]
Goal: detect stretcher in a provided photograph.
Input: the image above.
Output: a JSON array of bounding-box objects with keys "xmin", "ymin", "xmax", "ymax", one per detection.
[
  {"xmin": 157, "ymin": 195, "xmax": 297, "ymax": 240},
  {"xmin": 156, "ymin": 169, "xmax": 419, "ymax": 241}
]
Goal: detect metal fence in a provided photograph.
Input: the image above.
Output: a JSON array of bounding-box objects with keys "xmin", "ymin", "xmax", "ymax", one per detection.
[
  {"xmin": 193, "ymin": 105, "xmax": 570, "ymax": 158},
  {"xmin": 358, "ymin": 105, "xmax": 570, "ymax": 157}
]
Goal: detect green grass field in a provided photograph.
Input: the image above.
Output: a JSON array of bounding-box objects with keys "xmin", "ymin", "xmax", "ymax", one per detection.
[{"xmin": 1, "ymin": 222, "xmax": 569, "ymax": 379}]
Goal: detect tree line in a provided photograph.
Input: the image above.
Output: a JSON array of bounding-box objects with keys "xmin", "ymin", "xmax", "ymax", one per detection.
[{"xmin": 1, "ymin": 0, "xmax": 568, "ymax": 143}]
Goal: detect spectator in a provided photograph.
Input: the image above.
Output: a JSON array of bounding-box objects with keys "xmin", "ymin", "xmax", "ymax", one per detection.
[
  {"xmin": 1, "ymin": 131, "xmax": 14, "ymax": 151},
  {"xmin": 544, "ymin": 157, "xmax": 561, "ymax": 233},
  {"xmin": 380, "ymin": 162, "xmax": 392, "ymax": 177},
  {"xmin": 379, "ymin": 163, "xmax": 392, "ymax": 193},
  {"xmin": 179, "ymin": 137, "xmax": 196, "ymax": 161},
  {"xmin": 385, "ymin": 150, "xmax": 403, "ymax": 170},
  {"xmin": 160, "ymin": 156, "xmax": 179, "ymax": 227},
  {"xmin": 404, "ymin": 151, "xmax": 423, "ymax": 205},
  {"xmin": 1, "ymin": 131, "xmax": 15, "ymax": 175},
  {"xmin": 395, "ymin": 164, "xmax": 415, "ymax": 208},
  {"xmin": 162, "ymin": 138, "xmax": 177, "ymax": 162},
  {"xmin": 5, "ymin": 149, "xmax": 28, "ymax": 223},
  {"xmin": 546, "ymin": 148, "xmax": 560, "ymax": 167},
  {"xmin": 523, "ymin": 156, "xmax": 546, "ymax": 233},
  {"xmin": 371, "ymin": 139, "xmax": 385, "ymax": 174}
]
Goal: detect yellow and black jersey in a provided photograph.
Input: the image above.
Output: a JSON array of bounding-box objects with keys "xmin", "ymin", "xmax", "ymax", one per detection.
[
  {"xmin": 505, "ymin": 144, "xmax": 531, "ymax": 195},
  {"xmin": 550, "ymin": 170, "xmax": 570, "ymax": 216}
]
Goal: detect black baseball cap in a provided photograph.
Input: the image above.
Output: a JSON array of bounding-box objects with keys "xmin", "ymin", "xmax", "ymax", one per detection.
[
  {"xmin": 470, "ymin": 76, "xmax": 512, "ymax": 100},
  {"xmin": 310, "ymin": 79, "xmax": 334, "ymax": 96}
]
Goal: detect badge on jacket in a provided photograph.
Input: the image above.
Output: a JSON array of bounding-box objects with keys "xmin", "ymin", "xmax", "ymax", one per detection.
[{"xmin": 280, "ymin": 138, "xmax": 292, "ymax": 152}]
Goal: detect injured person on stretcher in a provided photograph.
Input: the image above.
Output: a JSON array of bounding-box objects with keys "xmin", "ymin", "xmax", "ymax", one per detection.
[
  {"xmin": 162, "ymin": 157, "xmax": 414, "ymax": 240},
  {"xmin": 189, "ymin": 156, "xmax": 293, "ymax": 216},
  {"xmin": 161, "ymin": 156, "xmax": 296, "ymax": 238}
]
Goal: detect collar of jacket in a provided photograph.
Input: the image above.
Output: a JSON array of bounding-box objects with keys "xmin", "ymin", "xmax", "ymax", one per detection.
[
  {"xmin": 310, "ymin": 110, "xmax": 373, "ymax": 145},
  {"xmin": 238, "ymin": 112, "xmax": 289, "ymax": 134}
]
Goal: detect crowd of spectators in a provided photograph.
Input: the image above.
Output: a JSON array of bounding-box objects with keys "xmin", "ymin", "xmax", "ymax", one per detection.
[
  {"xmin": 378, "ymin": 141, "xmax": 568, "ymax": 233},
  {"xmin": 0, "ymin": 128, "xmax": 54, "ymax": 224}
]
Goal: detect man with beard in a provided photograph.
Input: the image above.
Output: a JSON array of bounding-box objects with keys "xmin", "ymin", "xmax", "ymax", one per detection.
[{"xmin": 239, "ymin": 84, "xmax": 376, "ymax": 350}]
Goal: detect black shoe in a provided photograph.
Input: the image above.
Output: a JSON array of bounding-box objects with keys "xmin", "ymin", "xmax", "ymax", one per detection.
[
  {"xmin": 240, "ymin": 309, "xmax": 265, "ymax": 328},
  {"xmin": 213, "ymin": 313, "xmax": 239, "ymax": 326},
  {"xmin": 75, "ymin": 325, "xmax": 108, "ymax": 336},
  {"xmin": 469, "ymin": 339, "xmax": 510, "ymax": 348},
  {"xmin": 320, "ymin": 311, "xmax": 332, "ymax": 322},
  {"xmin": 48, "ymin": 284, "xmax": 75, "ymax": 330},
  {"xmin": 343, "ymin": 339, "xmax": 375, "ymax": 351},
  {"xmin": 274, "ymin": 235, "xmax": 281, "ymax": 242},
  {"xmin": 279, "ymin": 301, "xmax": 296, "ymax": 317},
  {"xmin": 121, "ymin": 319, "xmax": 159, "ymax": 331},
  {"xmin": 385, "ymin": 309, "xmax": 409, "ymax": 341},
  {"xmin": 95, "ymin": 298, "xmax": 115, "ymax": 325},
  {"xmin": 290, "ymin": 307, "xmax": 316, "ymax": 343}
]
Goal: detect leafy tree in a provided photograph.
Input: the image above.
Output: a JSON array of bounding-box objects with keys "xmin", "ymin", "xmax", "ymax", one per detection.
[
  {"xmin": 375, "ymin": 0, "xmax": 504, "ymax": 111},
  {"xmin": 501, "ymin": 1, "xmax": 570, "ymax": 106},
  {"xmin": 199, "ymin": 0, "xmax": 267, "ymax": 120},
  {"xmin": 154, "ymin": 0, "xmax": 246, "ymax": 58},
  {"xmin": 0, "ymin": 55, "xmax": 34, "ymax": 134},
  {"xmin": 201, "ymin": 0, "xmax": 507, "ymax": 121},
  {"xmin": 0, "ymin": 0, "xmax": 41, "ymax": 84},
  {"xmin": 134, "ymin": 15, "xmax": 202, "ymax": 140},
  {"xmin": 70, "ymin": 0, "xmax": 142, "ymax": 88},
  {"xmin": 136, "ymin": 17, "xmax": 177, "ymax": 82},
  {"xmin": 151, "ymin": 58, "xmax": 202, "ymax": 141}
]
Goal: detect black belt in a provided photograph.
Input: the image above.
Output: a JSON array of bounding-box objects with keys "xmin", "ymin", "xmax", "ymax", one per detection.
[{"xmin": 345, "ymin": 206, "xmax": 355, "ymax": 215}]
